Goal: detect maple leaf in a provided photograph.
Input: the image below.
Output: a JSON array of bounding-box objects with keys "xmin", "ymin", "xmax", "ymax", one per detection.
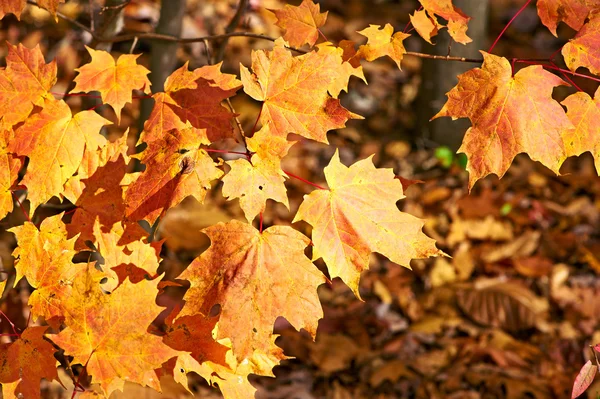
[
  {"xmin": 293, "ymin": 150, "xmax": 443, "ymax": 298},
  {"xmin": 356, "ymin": 24, "xmax": 410, "ymax": 69},
  {"xmin": 9, "ymin": 98, "xmax": 111, "ymax": 211},
  {"xmin": 9, "ymin": 215, "xmax": 81, "ymax": 323},
  {"xmin": 0, "ymin": 43, "xmax": 56, "ymax": 128},
  {"xmin": 272, "ymin": 0, "xmax": 328, "ymax": 48},
  {"xmin": 72, "ymin": 47, "xmax": 151, "ymax": 122},
  {"xmin": 562, "ymin": 87, "xmax": 600, "ymax": 172},
  {"xmin": 410, "ymin": 9, "xmax": 442, "ymax": 44},
  {"xmin": 0, "ymin": 0, "xmax": 25, "ymax": 20},
  {"xmin": 0, "ymin": 129, "xmax": 22, "ymax": 220},
  {"xmin": 417, "ymin": 0, "xmax": 472, "ymax": 44},
  {"xmin": 124, "ymin": 126, "xmax": 224, "ymax": 224},
  {"xmin": 432, "ymin": 52, "xmax": 574, "ymax": 188},
  {"xmin": 93, "ymin": 221, "xmax": 160, "ymax": 291},
  {"xmin": 562, "ymin": 12, "xmax": 600, "ymax": 76},
  {"xmin": 150, "ymin": 62, "xmax": 242, "ymax": 143},
  {"xmin": 320, "ymin": 41, "xmax": 367, "ymax": 99},
  {"xmin": 177, "ymin": 220, "xmax": 325, "ymax": 361},
  {"xmin": 572, "ymin": 360, "xmax": 597, "ymax": 398},
  {"xmin": 36, "ymin": 0, "xmax": 65, "ymax": 20},
  {"xmin": 221, "ymin": 127, "xmax": 294, "ymax": 222},
  {"xmin": 536, "ymin": 0, "xmax": 591, "ymax": 36},
  {"xmin": 0, "ymin": 327, "xmax": 60, "ymax": 399},
  {"xmin": 240, "ymin": 38, "xmax": 361, "ymax": 144},
  {"xmin": 49, "ymin": 265, "xmax": 180, "ymax": 397}
]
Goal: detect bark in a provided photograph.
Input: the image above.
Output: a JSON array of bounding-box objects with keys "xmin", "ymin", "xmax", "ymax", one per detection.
[{"xmin": 416, "ymin": 0, "xmax": 490, "ymax": 150}]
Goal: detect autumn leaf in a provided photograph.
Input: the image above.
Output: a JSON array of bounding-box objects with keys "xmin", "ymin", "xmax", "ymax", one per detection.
[
  {"xmin": 562, "ymin": 87, "xmax": 600, "ymax": 172},
  {"xmin": 356, "ymin": 24, "xmax": 410, "ymax": 69},
  {"xmin": 221, "ymin": 126, "xmax": 294, "ymax": 222},
  {"xmin": 536, "ymin": 0, "xmax": 591, "ymax": 36},
  {"xmin": 0, "ymin": 129, "xmax": 22, "ymax": 220},
  {"xmin": 320, "ymin": 41, "xmax": 366, "ymax": 99},
  {"xmin": 240, "ymin": 38, "xmax": 361, "ymax": 143},
  {"xmin": 93, "ymin": 220, "xmax": 159, "ymax": 291},
  {"xmin": 418, "ymin": 0, "xmax": 472, "ymax": 44},
  {"xmin": 157, "ymin": 62, "xmax": 242, "ymax": 143},
  {"xmin": 410, "ymin": 9, "xmax": 442, "ymax": 44},
  {"xmin": 9, "ymin": 98, "xmax": 111, "ymax": 211},
  {"xmin": 293, "ymin": 150, "xmax": 442, "ymax": 298},
  {"xmin": 0, "ymin": 0, "xmax": 25, "ymax": 20},
  {"xmin": 124, "ymin": 126, "xmax": 224, "ymax": 224},
  {"xmin": 572, "ymin": 360, "xmax": 597, "ymax": 398},
  {"xmin": 562, "ymin": 12, "xmax": 600, "ymax": 76},
  {"xmin": 0, "ymin": 327, "xmax": 60, "ymax": 399},
  {"xmin": 36, "ymin": 0, "xmax": 65, "ymax": 20},
  {"xmin": 72, "ymin": 47, "xmax": 151, "ymax": 122},
  {"xmin": 178, "ymin": 220, "xmax": 325, "ymax": 361},
  {"xmin": 272, "ymin": 0, "xmax": 328, "ymax": 48},
  {"xmin": 432, "ymin": 52, "xmax": 574, "ymax": 189},
  {"xmin": 9, "ymin": 215, "xmax": 80, "ymax": 323},
  {"xmin": 49, "ymin": 265, "xmax": 180, "ymax": 397},
  {"xmin": 0, "ymin": 43, "xmax": 56, "ymax": 128}
]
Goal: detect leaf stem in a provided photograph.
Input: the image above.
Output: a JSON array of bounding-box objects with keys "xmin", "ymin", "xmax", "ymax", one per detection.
[
  {"xmin": 514, "ymin": 59, "xmax": 600, "ymax": 83},
  {"xmin": 11, "ymin": 191, "xmax": 31, "ymax": 223},
  {"xmin": 259, "ymin": 212, "xmax": 263, "ymax": 233},
  {"xmin": 284, "ymin": 170, "xmax": 326, "ymax": 190},
  {"xmin": 488, "ymin": 0, "xmax": 533, "ymax": 53},
  {"xmin": 0, "ymin": 309, "xmax": 19, "ymax": 337}
]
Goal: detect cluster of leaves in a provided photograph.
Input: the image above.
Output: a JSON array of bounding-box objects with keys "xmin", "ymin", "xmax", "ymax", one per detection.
[{"xmin": 0, "ymin": 0, "xmax": 599, "ymax": 398}]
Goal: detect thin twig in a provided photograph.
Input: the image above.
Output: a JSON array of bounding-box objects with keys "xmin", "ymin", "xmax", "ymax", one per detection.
[
  {"xmin": 89, "ymin": 0, "xmax": 95, "ymax": 32},
  {"xmin": 488, "ymin": 0, "xmax": 533, "ymax": 53},
  {"xmin": 99, "ymin": 0, "xmax": 131, "ymax": 14},
  {"xmin": 284, "ymin": 170, "xmax": 326, "ymax": 190},
  {"xmin": 225, "ymin": 98, "xmax": 248, "ymax": 148}
]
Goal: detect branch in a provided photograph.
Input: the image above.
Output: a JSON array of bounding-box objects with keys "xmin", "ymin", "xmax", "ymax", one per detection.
[{"xmin": 214, "ymin": 0, "xmax": 249, "ymax": 62}]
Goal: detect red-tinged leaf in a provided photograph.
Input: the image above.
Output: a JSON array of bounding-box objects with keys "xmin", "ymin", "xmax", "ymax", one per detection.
[
  {"xmin": 537, "ymin": 0, "xmax": 591, "ymax": 36},
  {"xmin": 594, "ymin": 343, "xmax": 600, "ymax": 352},
  {"xmin": 562, "ymin": 12, "xmax": 600, "ymax": 76},
  {"xmin": 124, "ymin": 126, "xmax": 224, "ymax": 224},
  {"xmin": 272, "ymin": 0, "xmax": 328, "ymax": 48},
  {"xmin": 418, "ymin": 0, "xmax": 472, "ymax": 44},
  {"xmin": 177, "ymin": 220, "xmax": 325, "ymax": 361},
  {"xmin": 562, "ymin": 87, "xmax": 600, "ymax": 172},
  {"xmin": 72, "ymin": 47, "xmax": 151, "ymax": 122},
  {"xmin": 356, "ymin": 24, "xmax": 410, "ymax": 69},
  {"xmin": 0, "ymin": 43, "xmax": 56, "ymax": 128},
  {"xmin": 0, "ymin": 129, "xmax": 22, "ymax": 220},
  {"xmin": 9, "ymin": 98, "xmax": 111, "ymax": 211},
  {"xmin": 396, "ymin": 176, "xmax": 424, "ymax": 190},
  {"xmin": 240, "ymin": 38, "xmax": 361, "ymax": 144},
  {"xmin": 293, "ymin": 150, "xmax": 443, "ymax": 298},
  {"xmin": 48, "ymin": 264, "xmax": 180, "ymax": 397},
  {"xmin": 432, "ymin": 51, "xmax": 574, "ymax": 189},
  {"xmin": 0, "ymin": 326, "xmax": 60, "ymax": 399},
  {"xmin": 0, "ymin": 0, "xmax": 25, "ymax": 20},
  {"xmin": 572, "ymin": 360, "xmax": 597, "ymax": 398}
]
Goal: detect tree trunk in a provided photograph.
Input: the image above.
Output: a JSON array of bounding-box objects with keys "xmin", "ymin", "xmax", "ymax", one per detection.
[{"xmin": 416, "ymin": 0, "xmax": 489, "ymax": 150}]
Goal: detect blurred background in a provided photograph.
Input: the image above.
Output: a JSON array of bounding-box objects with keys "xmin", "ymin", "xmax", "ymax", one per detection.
[{"xmin": 1, "ymin": 0, "xmax": 600, "ymax": 398}]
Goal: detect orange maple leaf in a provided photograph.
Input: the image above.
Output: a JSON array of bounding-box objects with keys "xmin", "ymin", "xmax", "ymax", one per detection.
[
  {"xmin": 432, "ymin": 52, "xmax": 574, "ymax": 188},
  {"xmin": 0, "ymin": 0, "xmax": 25, "ymax": 20},
  {"xmin": 293, "ymin": 151, "xmax": 442, "ymax": 297},
  {"xmin": 536, "ymin": 0, "xmax": 591, "ymax": 36},
  {"xmin": 356, "ymin": 24, "xmax": 410, "ymax": 69},
  {"xmin": 0, "ymin": 43, "xmax": 56, "ymax": 128},
  {"xmin": 9, "ymin": 98, "xmax": 111, "ymax": 211},
  {"xmin": 177, "ymin": 220, "xmax": 325, "ymax": 361},
  {"xmin": 9, "ymin": 215, "xmax": 81, "ymax": 323},
  {"xmin": 158, "ymin": 62, "xmax": 242, "ymax": 143},
  {"xmin": 72, "ymin": 47, "xmax": 151, "ymax": 122},
  {"xmin": 562, "ymin": 12, "xmax": 600, "ymax": 76},
  {"xmin": 93, "ymin": 221, "xmax": 159, "ymax": 291},
  {"xmin": 0, "ymin": 327, "xmax": 60, "ymax": 399},
  {"xmin": 124, "ymin": 126, "xmax": 224, "ymax": 224},
  {"xmin": 221, "ymin": 127, "xmax": 294, "ymax": 222},
  {"xmin": 36, "ymin": 0, "xmax": 65, "ymax": 20},
  {"xmin": 240, "ymin": 38, "xmax": 361, "ymax": 143},
  {"xmin": 49, "ymin": 265, "xmax": 180, "ymax": 397},
  {"xmin": 410, "ymin": 9, "xmax": 442, "ymax": 44},
  {"xmin": 417, "ymin": 0, "xmax": 472, "ymax": 44},
  {"xmin": 0, "ymin": 129, "xmax": 22, "ymax": 220},
  {"xmin": 562, "ymin": 87, "xmax": 600, "ymax": 172},
  {"xmin": 272, "ymin": 0, "xmax": 328, "ymax": 48}
]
